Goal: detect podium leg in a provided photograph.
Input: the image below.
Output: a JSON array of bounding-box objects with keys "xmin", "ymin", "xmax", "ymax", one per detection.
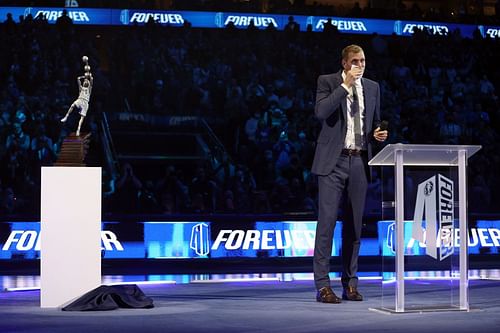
[
  {"xmin": 395, "ymin": 149, "xmax": 405, "ymax": 312},
  {"xmin": 458, "ymin": 151, "xmax": 469, "ymax": 310}
]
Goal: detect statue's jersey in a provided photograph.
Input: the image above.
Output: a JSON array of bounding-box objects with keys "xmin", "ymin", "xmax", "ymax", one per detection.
[
  {"xmin": 78, "ymin": 86, "xmax": 91, "ymax": 102},
  {"xmin": 74, "ymin": 86, "xmax": 91, "ymax": 116}
]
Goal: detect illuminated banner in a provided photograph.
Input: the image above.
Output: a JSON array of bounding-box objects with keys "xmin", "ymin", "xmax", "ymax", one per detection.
[
  {"xmin": 2, "ymin": 220, "xmax": 499, "ymax": 260},
  {"xmin": 481, "ymin": 25, "xmax": 500, "ymax": 38},
  {"xmin": 0, "ymin": 221, "xmax": 342, "ymax": 259},
  {"xmin": 0, "ymin": 7, "xmax": 115, "ymax": 25},
  {"xmin": 1, "ymin": 6, "xmax": 499, "ymax": 38},
  {"xmin": 379, "ymin": 221, "xmax": 500, "ymax": 256},
  {"xmin": 300, "ymin": 16, "xmax": 392, "ymax": 34},
  {"xmin": 392, "ymin": 19, "xmax": 479, "ymax": 37},
  {"xmin": 115, "ymin": 10, "xmax": 216, "ymax": 27},
  {"xmin": 0, "ymin": 222, "xmax": 124, "ymax": 259},
  {"xmin": 143, "ymin": 221, "xmax": 341, "ymax": 258},
  {"xmin": 214, "ymin": 12, "xmax": 280, "ymax": 29},
  {"xmin": 121, "ymin": 10, "xmax": 184, "ymax": 25},
  {"xmin": 143, "ymin": 221, "xmax": 210, "ymax": 258}
]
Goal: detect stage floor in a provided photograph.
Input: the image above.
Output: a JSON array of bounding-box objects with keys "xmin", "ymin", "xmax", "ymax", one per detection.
[
  {"xmin": 1, "ymin": 276, "xmax": 500, "ymax": 333},
  {"xmin": 2, "ymin": 269, "xmax": 500, "ymax": 290}
]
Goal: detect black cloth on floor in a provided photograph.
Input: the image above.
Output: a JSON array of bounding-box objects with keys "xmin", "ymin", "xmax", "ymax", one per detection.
[{"xmin": 62, "ymin": 284, "xmax": 154, "ymax": 311}]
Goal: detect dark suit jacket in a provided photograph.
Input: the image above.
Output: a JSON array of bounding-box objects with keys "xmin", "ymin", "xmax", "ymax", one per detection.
[{"xmin": 311, "ymin": 70, "xmax": 381, "ymax": 176}]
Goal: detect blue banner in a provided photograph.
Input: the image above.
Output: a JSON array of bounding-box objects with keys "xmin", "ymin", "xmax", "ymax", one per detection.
[
  {"xmin": 1, "ymin": 220, "xmax": 499, "ymax": 259},
  {"xmin": 0, "ymin": 7, "xmax": 114, "ymax": 25},
  {"xmin": 482, "ymin": 25, "xmax": 500, "ymax": 38},
  {"xmin": 297, "ymin": 15, "xmax": 394, "ymax": 34},
  {"xmin": 0, "ymin": 220, "xmax": 345, "ymax": 259},
  {"xmin": 378, "ymin": 220, "xmax": 500, "ymax": 256},
  {"xmin": 1, "ymin": 6, "xmax": 500, "ymax": 38}
]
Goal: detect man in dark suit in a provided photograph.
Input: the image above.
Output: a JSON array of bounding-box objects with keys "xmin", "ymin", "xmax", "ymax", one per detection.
[{"xmin": 313, "ymin": 44, "xmax": 388, "ymax": 303}]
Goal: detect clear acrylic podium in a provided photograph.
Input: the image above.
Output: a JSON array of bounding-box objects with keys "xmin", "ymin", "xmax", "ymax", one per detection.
[{"xmin": 368, "ymin": 144, "xmax": 481, "ymax": 313}]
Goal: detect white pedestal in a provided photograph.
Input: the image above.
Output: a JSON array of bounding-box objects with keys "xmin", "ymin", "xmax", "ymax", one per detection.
[{"xmin": 40, "ymin": 167, "xmax": 101, "ymax": 308}]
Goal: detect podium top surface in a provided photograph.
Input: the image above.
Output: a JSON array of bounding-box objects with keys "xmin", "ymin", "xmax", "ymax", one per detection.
[{"xmin": 368, "ymin": 144, "xmax": 481, "ymax": 166}]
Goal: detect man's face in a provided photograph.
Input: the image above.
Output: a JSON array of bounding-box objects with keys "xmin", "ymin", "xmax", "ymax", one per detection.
[{"xmin": 342, "ymin": 51, "xmax": 366, "ymax": 73}]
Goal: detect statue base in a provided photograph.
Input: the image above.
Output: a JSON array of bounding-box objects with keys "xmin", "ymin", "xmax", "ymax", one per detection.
[{"xmin": 55, "ymin": 132, "xmax": 91, "ymax": 166}]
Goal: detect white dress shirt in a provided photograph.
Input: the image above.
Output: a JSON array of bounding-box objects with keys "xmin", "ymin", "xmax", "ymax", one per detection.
[{"xmin": 341, "ymin": 71, "xmax": 365, "ymax": 150}]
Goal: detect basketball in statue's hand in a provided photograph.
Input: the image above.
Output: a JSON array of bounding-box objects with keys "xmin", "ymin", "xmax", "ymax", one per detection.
[{"xmin": 82, "ymin": 55, "xmax": 89, "ymax": 63}]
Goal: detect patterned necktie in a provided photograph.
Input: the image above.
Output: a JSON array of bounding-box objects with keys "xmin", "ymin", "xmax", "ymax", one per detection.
[{"xmin": 352, "ymin": 85, "xmax": 362, "ymax": 149}]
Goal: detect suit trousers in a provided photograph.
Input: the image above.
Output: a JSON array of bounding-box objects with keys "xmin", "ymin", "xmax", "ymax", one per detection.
[{"xmin": 313, "ymin": 152, "xmax": 368, "ymax": 290}]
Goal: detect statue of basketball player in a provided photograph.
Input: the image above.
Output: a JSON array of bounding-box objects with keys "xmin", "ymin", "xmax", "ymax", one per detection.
[{"xmin": 61, "ymin": 56, "xmax": 93, "ymax": 136}]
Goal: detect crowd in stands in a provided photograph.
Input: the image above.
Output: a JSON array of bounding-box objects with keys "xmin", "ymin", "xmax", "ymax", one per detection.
[{"xmin": 1, "ymin": 2, "xmax": 499, "ymax": 216}]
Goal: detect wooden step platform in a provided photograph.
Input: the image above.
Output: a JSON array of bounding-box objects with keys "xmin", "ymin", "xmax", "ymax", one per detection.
[{"xmin": 55, "ymin": 133, "xmax": 91, "ymax": 166}]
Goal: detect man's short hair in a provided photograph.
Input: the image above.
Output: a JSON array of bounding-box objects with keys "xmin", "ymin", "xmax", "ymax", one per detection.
[{"xmin": 342, "ymin": 45, "xmax": 364, "ymax": 60}]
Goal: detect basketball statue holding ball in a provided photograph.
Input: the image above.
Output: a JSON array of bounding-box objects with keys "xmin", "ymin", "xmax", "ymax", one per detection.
[{"xmin": 61, "ymin": 55, "xmax": 94, "ymax": 136}]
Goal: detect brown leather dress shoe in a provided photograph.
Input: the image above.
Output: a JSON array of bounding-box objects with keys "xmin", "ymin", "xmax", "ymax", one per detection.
[
  {"xmin": 342, "ymin": 286, "xmax": 363, "ymax": 301},
  {"xmin": 316, "ymin": 286, "xmax": 342, "ymax": 304}
]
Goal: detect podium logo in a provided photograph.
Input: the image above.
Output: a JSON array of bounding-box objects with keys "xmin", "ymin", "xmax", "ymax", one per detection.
[
  {"xmin": 412, "ymin": 174, "xmax": 454, "ymax": 260},
  {"xmin": 190, "ymin": 223, "xmax": 210, "ymax": 256}
]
